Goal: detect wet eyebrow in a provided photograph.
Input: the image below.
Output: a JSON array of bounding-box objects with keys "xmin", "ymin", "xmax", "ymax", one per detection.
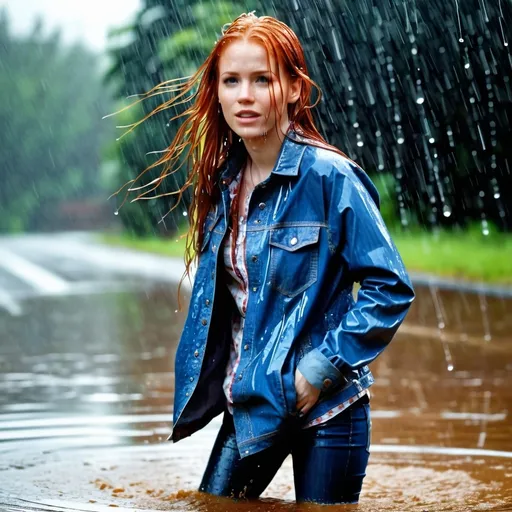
[{"xmin": 220, "ymin": 70, "xmax": 271, "ymax": 76}]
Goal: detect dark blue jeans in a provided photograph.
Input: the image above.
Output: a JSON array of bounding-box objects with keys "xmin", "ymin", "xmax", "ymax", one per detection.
[{"xmin": 199, "ymin": 395, "xmax": 371, "ymax": 505}]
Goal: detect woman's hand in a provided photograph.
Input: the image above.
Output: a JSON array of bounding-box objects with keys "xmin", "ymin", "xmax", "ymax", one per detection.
[{"xmin": 295, "ymin": 368, "xmax": 321, "ymax": 417}]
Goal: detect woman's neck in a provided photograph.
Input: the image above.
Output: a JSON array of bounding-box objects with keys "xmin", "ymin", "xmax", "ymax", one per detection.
[{"xmin": 241, "ymin": 122, "xmax": 290, "ymax": 182}]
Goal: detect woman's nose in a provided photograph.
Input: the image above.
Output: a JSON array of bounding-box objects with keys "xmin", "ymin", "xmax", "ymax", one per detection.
[{"xmin": 237, "ymin": 81, "xmax": 254, "ymax": 102}]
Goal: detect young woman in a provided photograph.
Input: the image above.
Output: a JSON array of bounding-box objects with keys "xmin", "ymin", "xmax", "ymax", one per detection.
[{"xmin": 115, "ymin": 12, "xmax": 414, "ymax": 505}]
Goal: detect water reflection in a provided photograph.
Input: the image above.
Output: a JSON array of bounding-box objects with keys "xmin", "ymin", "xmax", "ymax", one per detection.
[{"xmin": 0, "ymin": 280, "xmax": 511, "ymax": 511}]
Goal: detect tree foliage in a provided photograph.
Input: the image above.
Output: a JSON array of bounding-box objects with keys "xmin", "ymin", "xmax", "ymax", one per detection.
[
  {"xmin": 0, "ymin": 10, "xmax": 114, "ymax": 232},
  {"xmin": 273, "ymin": 0, "xmax": 512, "ymax": 231}
]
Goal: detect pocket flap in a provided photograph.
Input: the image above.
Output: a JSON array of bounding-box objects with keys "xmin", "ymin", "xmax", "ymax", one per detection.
[{"xmin": 269, "ymin": 226, "xmax": 320, "ymax": 252}]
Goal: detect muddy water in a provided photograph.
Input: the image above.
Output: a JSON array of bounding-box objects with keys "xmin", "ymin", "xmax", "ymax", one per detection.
[{"xmin": 0, "ymin": 281, "xmax": 511, "ymax": 511}]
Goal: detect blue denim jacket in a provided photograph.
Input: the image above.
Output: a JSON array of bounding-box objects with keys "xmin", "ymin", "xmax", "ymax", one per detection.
[{"xmin": 169, "ymin": 130, "xmax": 415, "ymax": 457}]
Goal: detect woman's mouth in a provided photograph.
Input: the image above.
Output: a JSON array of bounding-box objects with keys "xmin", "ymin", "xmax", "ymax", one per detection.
[{"xmin": 235, "ymin": 111, "xmax": 261, "ymax": 124}]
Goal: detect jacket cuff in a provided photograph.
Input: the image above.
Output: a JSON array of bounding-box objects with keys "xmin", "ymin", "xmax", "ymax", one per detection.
[{"xmin": 297, "ymin": 349, "xmax": 343, "ymax": 391}]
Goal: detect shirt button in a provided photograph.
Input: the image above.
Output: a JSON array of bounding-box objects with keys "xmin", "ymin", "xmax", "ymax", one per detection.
[
  {"xmin": 189, "ymin": 377, "xmax": 194, "ymax": 382},
  {"xmin": 323, "ymin": 378, "xmax": 333, "ymax": 388},
  {"xmin": 205, "ymin": 299, "xmax": 210, "ymax": 306},
  {"xmin": 255, "ymin": 219, "xmax": 261, "ymax": 224},
  {"xmin": 185, "ymin": 392, "xmax": 189, "ymax": 396},
  {"xmin": 252, "ymin": 286, "xmax": 258, "ymax": 292},
  {"xmin": 251, "ymin": 255, "xmax": 258, "ymax": 262},
  {"xmin": 244, "ymin": 344, "xmax": 249, "ymax": 351},
  {"xmin": 194, "ymin": 350, "xmax": 199, "ymax": 357},
  {"xmin": 290, "ymin": 237, "xmax": 298, "ymax": 246},
  {"xmin": 258, "ymin": 202, "xmax": 266, "ymax": 210},
  {"xmin": 201, "ymin": 319, "xmax": 207, "ymax": 326}
]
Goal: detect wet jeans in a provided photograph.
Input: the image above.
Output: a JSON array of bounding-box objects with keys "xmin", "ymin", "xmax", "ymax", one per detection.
[{"xmin": 199, "ymin": 394, "xmax": 371, "ymax": 505}]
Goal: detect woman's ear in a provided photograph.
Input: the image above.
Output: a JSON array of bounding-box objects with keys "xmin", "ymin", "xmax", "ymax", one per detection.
[{"xmin": 288, "ymin": 77, "xmax": 302, "ymax": 105}]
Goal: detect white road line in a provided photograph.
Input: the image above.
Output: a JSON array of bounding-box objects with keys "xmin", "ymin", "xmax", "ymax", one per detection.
[
  {"xmin": 0, "ymin": 289, "xmax": 22, "ymax": 316},
  {"xmin": 0, "ymin": 248, "xmax": 69, "ymax": 294}
]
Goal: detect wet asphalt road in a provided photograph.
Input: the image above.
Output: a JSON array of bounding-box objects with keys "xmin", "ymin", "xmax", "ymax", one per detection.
[{"xmin": 0, "ymin": 232, "xmax": 511, "ymax": 512}]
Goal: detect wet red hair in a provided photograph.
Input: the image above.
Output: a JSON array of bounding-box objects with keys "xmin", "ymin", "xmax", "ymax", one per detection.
[{"xmin": 109, "ymin": 12, "xmax": 351, "ymax": 303}]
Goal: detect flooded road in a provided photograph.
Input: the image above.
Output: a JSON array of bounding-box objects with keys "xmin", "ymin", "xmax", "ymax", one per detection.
[{"xmin": 0, "ymin": 233, "xmax": 511, "ymax": 511}]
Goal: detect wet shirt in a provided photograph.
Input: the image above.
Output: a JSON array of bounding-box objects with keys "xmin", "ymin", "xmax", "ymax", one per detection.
[{"xmin": 222, "ymin": 169, "xmax": 367, "ymax": 428}]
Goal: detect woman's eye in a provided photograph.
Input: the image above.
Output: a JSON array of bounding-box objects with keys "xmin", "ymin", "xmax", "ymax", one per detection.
[{"xmin": 223, "ymin": 76, "xmax": 270, "ymax": 84}]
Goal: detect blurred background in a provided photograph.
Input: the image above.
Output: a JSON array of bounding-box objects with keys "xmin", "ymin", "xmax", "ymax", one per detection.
[
  {"xmin": 0, "ymin": 0, "xmax": 510, "ymax": 280},
  {"xmin": 0, "ymin": 1, "xmax": 511, "ymax": 511}
]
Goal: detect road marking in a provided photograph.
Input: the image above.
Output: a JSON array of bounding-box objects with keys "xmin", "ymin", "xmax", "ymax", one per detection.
[
  {"xmin": 0, "ymin": 289, "xmax": 22, "ymax": 316},
  {"xmin": 0, "ymin": 248, "xmax": 69, "ymax": 294}
]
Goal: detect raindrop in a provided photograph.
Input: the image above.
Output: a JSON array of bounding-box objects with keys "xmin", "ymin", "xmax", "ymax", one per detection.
[
  {"xmin": 397, "ymin": 137, "xmax": 405, "ymax": 144},
  {"xmin": 447, "ymin": 364, "xmax": 454, "ymax": 372},
  {"xmin": 357, "ymin": 141, "xmax": 364, "ymax": 147},
  {"xmin": 429, "ymin": 137, "xmax": 435, "ymax": 143},
  {"xmin": 416, "ymin": 97, "xmax": 425, "ymax": 104},
  {"xmin": 114, "ymin": 210, "xmax": 119, "ymax": 216},
  {"xmin": 182, "ymin": 211, "xmax": 188, "ymax": 216}
]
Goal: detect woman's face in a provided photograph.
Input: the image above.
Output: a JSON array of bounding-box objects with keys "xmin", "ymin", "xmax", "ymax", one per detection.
[{"xmin": 217, "ymin": 39, "xmax": 299, "ymax": 142}]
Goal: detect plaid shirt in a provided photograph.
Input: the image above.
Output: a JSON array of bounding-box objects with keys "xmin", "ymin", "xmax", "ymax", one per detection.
[{"xmin": 221, "ymin": 170, "xmax": 367, "ymax": 428}]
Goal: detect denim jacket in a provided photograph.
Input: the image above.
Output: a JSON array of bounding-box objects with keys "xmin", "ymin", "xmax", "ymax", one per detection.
[{"xmin": 169, "ymin": 130, "xmax": 415, "ymax": 457}]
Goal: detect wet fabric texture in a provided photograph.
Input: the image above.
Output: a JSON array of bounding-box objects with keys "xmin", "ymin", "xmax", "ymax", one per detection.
[
  {"xmin": 199, "ymin": 395, "xmax": 371, "ymax": 504},
  {"xmin": 171, "ymin": 129, "xmax": 414, "ymax": 456}
]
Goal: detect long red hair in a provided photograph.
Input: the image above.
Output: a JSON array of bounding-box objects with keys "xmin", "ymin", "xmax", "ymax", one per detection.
[{"xmin": 110, "ymin": 12, "xmax": 351, "ymax": 301}]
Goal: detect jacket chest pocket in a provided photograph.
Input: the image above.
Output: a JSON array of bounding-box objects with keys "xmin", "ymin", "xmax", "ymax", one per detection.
[{"xmin": 268, "ymin": 225, "xmax": 320, "ymax": 298}]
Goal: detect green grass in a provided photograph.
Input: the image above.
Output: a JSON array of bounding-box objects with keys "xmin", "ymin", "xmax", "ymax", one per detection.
[
  {"xmin": 98, "ymin": 228, "xmax": 512, "ymax": 286},
  {"xmin": 99, "ymin": 232, "xmax": 188, "ymax": 259},
  {"xmin": 391, "ymin": 228, "xmax": 512, "ymax": 285}
]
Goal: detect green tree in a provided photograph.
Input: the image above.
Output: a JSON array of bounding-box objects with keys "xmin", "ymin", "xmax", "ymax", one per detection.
[{"xmin": 0, "ymin": 10, "xmax": 114, "ymax": 232}]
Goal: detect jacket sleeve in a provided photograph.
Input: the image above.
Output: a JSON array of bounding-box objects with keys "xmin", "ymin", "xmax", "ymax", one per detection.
[{"xmin": 297, "ymin": 165, "xmax": 415, "ymax": 391}]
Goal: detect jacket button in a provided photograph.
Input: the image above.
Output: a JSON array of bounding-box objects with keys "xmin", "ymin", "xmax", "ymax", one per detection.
[
  {"xmin": 290, "ymin": 237, "xmax": 298, "ymax": 246},
  {"xmin": 255, "ymin": 219, "xmax": 261, "ymax": 224},
  {"xmin": 252, "ymin": 286, "xmax": 258, "ymax": 292},
  {"xmin": 244, "ymin": 344, "xmax": 249, "ymax": 351},
  {"xmin": 323, "ymin": 378, "xmax": 333, "ymax": 388},
  {"xmin": 194, "ymin": 350, "xmax": 199, "ymax": 357},
  {"xmin": 201, "ymin": 319, "xmax": 207, "ymax": 326},
  {"xmin": 258, "ymin": 202, "xmax": 266, "ymax": 210},
  {"xmin": 205, "ymin": 299, "xmax": 210, "ymax": 306},
  {"xmin": 189, "ymin": 377, "xmax": 194, "ymax": 382},
  {"xmin": 251, "ymin": 255, "xmax": 258, "ymax": 262}
]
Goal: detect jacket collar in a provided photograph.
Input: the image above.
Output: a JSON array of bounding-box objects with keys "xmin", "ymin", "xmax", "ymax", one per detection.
[{"xmin": 219, "ymin": 128, "xmax": 308, "ymax": 187}]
